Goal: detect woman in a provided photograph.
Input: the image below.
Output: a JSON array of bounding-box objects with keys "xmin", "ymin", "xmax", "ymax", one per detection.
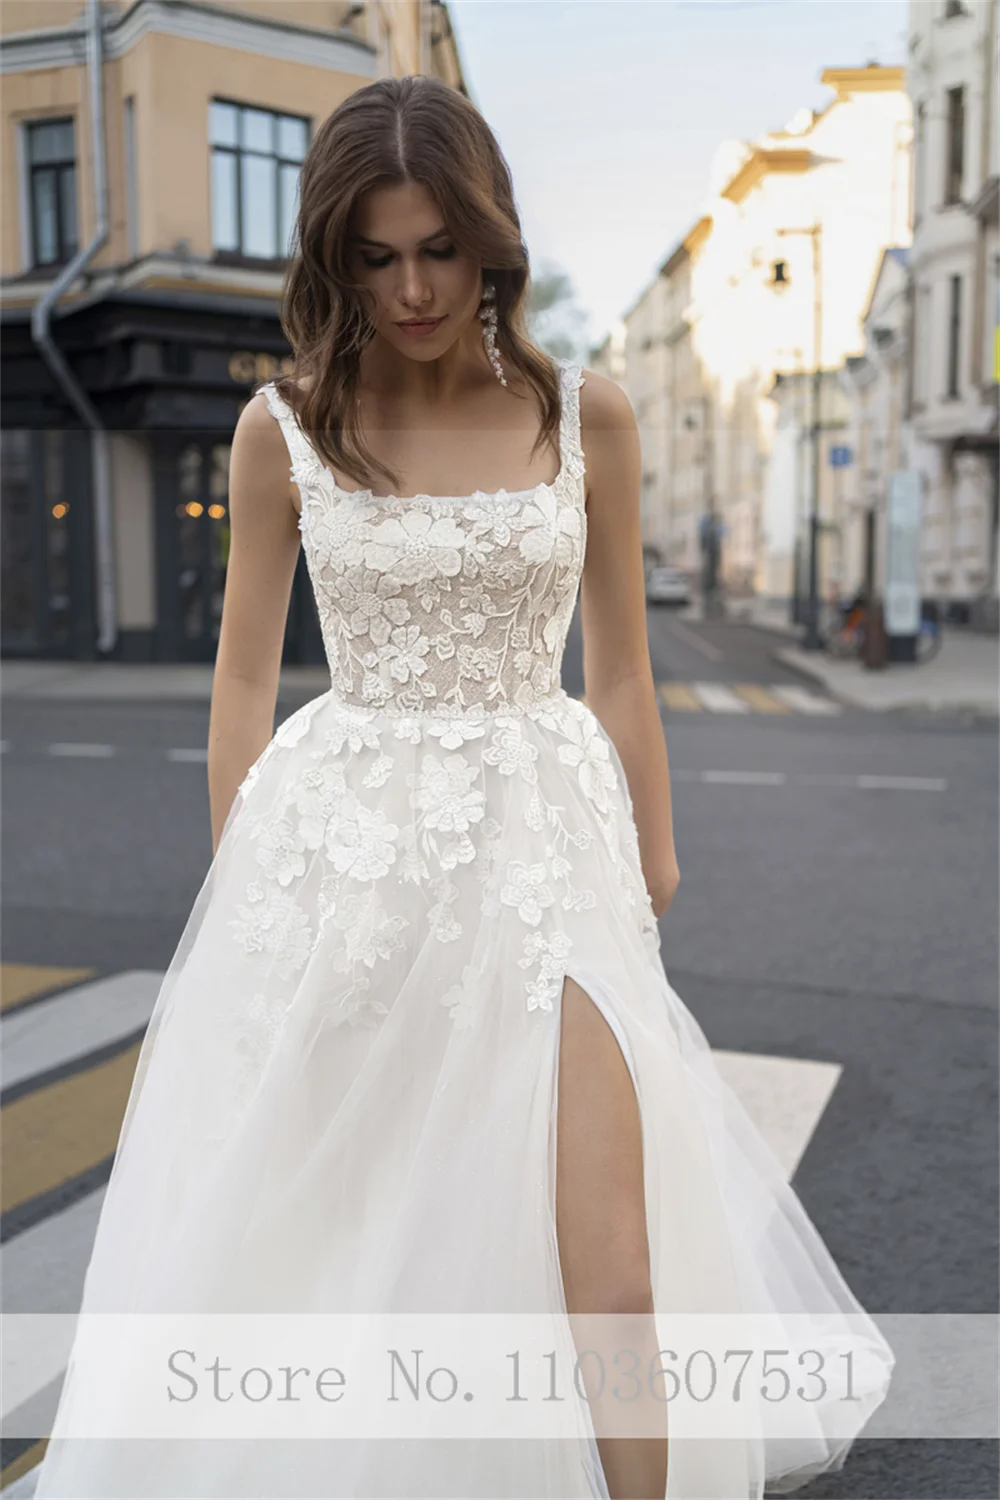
[{"xmin": 33, "ymin": 75, "xmax": 892, "ymax": 1500}]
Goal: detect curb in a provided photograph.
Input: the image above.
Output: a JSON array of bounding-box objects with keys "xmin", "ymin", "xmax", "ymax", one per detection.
[
  {"xmin": 767, "ymin": 645, "xmax": 838, "ymax": 692},
  {"xmin": 771, "ymin": 645, "xmax": 999, "ymax": 718}
]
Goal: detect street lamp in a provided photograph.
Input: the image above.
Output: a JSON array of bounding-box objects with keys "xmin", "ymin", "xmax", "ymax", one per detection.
[{"xmin": 771, "ymin": 223, "xmax": 823, "ymax": 651}]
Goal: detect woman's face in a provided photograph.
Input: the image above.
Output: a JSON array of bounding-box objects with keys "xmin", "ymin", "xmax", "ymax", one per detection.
[{"xmin": 348, "ymin": 181, "xmax": 483, "ymax": 359}]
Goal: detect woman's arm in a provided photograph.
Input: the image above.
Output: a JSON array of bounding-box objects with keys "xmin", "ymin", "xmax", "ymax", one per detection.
[
  {"xmin": 208, "ymin": 393, "xmax": 302, "ymax": 856},
  {"xmin": 578, "ymin": 371, "xmax": 680, "ymax": 919}
]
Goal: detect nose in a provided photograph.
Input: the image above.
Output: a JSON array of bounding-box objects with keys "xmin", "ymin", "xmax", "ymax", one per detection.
[{"xmin": 398, "ymin": 257, "xmax": 431, "ymax": 310}]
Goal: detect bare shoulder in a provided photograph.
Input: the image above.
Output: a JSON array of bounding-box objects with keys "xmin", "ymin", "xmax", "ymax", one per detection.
[
  {"xmin": 576, "ymin": 369, "xmax": 640, "ymax": 508},
  {"xmin": 578, "ymin": 368, "xmax": 637, "ymax": 433},
  {"xmin": 231, "ymin": 387, "xmax": 299, "ymax": 513}
]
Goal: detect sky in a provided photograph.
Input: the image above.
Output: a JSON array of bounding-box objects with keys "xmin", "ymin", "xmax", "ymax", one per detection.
[{"xmin": 447, "ymin": 0, "xmax": 910, "ymax": 351}]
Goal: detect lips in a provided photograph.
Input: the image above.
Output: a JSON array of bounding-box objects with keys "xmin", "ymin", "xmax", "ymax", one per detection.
[{"xmin": 397, "ymin": 317, "xmax": 444, "ymax": 328}]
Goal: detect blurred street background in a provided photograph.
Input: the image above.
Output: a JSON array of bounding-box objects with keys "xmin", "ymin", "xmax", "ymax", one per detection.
[{"xmin": 1, "ymin": 1, "xmax": 997, "ymax": 1495}]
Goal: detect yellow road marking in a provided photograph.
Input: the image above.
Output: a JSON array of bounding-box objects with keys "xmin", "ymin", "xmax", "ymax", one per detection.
[
  {"xmin": 657, "ymin": 682, "xmax": 702, "ymax": 711},
  {"xmin": 0, "ymin": 1439, "xmax": 48, "ymax": 1488},
  {"xmin": 1, "ymin": 964, "xmax": 95, "ymax": 1013},
  {"xmin": 732, "ymin": 684, "xmax": 791, "ymax": 714},
  {"xmin": 1, "ymin": 1042, "xmax": 141, "ymax": 1213}
]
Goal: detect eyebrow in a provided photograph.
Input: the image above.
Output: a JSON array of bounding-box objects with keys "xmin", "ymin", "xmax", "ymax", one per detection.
[{"xmin": 352, "ymin": 228, "xmax": 451, "ymax": 249}]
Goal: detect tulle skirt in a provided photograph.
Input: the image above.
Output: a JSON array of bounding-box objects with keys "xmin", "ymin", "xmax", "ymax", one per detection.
[{"xmin": 32, "ymin": 687, "xmax": 894, "ymax": 1498}]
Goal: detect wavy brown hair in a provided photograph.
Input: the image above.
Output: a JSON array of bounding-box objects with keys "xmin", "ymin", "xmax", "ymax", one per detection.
[{"xmin": 262, "ymin": 74, "xmax": 562, "ymax": 496}]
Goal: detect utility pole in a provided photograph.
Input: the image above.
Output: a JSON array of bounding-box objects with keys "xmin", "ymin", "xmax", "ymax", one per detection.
[
  {"xmin": 804, "ymin": 223, "xmax": 823, "ymax": 650},
  {"xmin": 773, "ymin": 223, "xmax": 823, "ymax": 649}
]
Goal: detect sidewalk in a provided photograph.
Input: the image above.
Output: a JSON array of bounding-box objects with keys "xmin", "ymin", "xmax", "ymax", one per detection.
[
  {"xmin": 3, "ymin": 623, "xmax": 997, "ymax": 716},
  {"xmin": 0, "ymin": 660, "xmax": 332, "ymax": 702},
  {"xmin": 723, "ymin": 596, "xmax": 800, "ymax": 640},
  {"xmin": 686, "ymin": 596, "xmax": 998, "ymax": 716},
  {"xmin": 773, "ymin": 631, "xmax": 998, "ymax": 716}
]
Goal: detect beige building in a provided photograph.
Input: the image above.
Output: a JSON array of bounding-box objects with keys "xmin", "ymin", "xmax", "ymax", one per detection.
[
  {"xmin": 907, "ymin": 0, "xmax": 998, "ymax": 627},
  {"xmin": 624, "ymin": 220, "xmax": 712, "ymax": 578},
  {"xmin": 622, "ymin": 65, "xmax": 913, "ymax": 603},
  {"xmin": 1, "ymin": 0, "xmax": 467, "ymax": 662},
  {"xmin": 837, "ymin": 248, "xmax": 912, "ymax": 607}
]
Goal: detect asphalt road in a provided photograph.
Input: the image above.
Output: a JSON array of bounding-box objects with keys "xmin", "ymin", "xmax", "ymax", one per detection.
[{"xmin": 1, "ymin": 612, "xmax": 997, "ymax": 1497}]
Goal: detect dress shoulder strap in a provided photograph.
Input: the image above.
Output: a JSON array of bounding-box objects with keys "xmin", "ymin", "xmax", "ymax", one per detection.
[
  {"xmin": 260, "ymin": 381, "xmax": 326, "ymax": 538},
  {"xmin": 557, "ymin": 358, "xmax": 586, "ymax": 489},
  {"xmin": 261, "ymin": 381, "xmax": 315, "ymax": 480}
]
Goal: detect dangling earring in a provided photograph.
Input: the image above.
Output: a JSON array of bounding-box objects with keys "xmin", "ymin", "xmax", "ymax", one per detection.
[{"xmin": 478, "ymin": 280, "xmax": 507, "ymax": 387}]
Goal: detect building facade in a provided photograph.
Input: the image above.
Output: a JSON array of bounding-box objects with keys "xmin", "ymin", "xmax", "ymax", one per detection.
[
  {"xmin": 907, "ymin": 0, "xmax": 999, "ymax": 627},
  {"xmin": 1, "ymin": 0, "xmax": 467, "ymax": 662},
  {"xmin": 627, "ymin": 221, "xmax": 712, "ymax": 580},
  {"xmin": 621, "ymin": 65, "xmax": 913, "ymax": 603},
  {"xmin": 837, "ymin": 248, "xmax": 912, "ymax": 610}
]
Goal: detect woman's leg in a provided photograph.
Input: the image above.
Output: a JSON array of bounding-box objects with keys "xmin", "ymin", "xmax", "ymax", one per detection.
[{"xmin": 555, "ymin": 975, "xmax": 668, "ymax": 1500}]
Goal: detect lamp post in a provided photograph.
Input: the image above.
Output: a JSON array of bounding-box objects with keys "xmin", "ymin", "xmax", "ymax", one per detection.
[{"xmin": 772, "ymin": 223, "xmax": 823, "ymax": 650}]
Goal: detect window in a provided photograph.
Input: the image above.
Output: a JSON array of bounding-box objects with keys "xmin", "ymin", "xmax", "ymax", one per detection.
[
  {"xmin": 26, "ymin": 118, "xmax": 78, "ymax": 267},
  {"xmin": 946, "ymin": 275, "xmax": 962, "ymax": 398},
  {"xmin": 945, "ymin": 86, "xmax": 965, "ymax": 204},
  {"xmin": 209, "ymin": 100, "xmax": 309, "ymax": 260}
]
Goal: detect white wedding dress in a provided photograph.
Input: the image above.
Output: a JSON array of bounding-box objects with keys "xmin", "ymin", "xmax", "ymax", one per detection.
[{"xmin": 32, "ymin": 357, "xmax": 893, "ymax": 1499}]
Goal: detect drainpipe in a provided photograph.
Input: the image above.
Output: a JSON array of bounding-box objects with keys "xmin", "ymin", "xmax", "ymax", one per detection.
[{"xmin": 31, "ymin": 0, "xmax": 116, "ymax": 656}]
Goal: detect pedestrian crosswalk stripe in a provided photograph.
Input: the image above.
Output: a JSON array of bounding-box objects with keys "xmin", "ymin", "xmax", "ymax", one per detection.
[
  {"xmin": 1, "ymin": 1044, "xmax": 142, "ymax": 1216},
  {"xmin": 656, "ymin": 682, "xmax": 702, "ymax": 712},
  {"xmin": 1, "ymin": 966, "xmax": 96, "ymax": 1016},
  {"xmin": 651, "ymin": 681, "xmax": 842, "ymax": 716},
  {"xmin": 732, "ymin": 684, "xmax": 791, "ymax": 714},
  {"xmin": 1, "ymin": 1438, "xmax": 49, "ymax": 1490},
  {"xmin": 769, "ymin": 684, "xmax": 842, "ymax": 716},
  {"xmin": 2, "ymin": 972, "xmax": 162, "ymax": 1095},
  {"xmin": 691, "ymin": 681, "xmax": 752, "ymax": 714}
]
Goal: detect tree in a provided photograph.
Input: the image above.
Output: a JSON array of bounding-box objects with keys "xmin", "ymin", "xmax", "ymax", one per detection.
[{"xmin": 524, "ymin": 261, "xmax": 591, "ymax": 363}]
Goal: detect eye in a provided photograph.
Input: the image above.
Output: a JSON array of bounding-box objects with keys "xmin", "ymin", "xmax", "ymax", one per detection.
[{"xmin": 361, "ymin": 245, "xmax": 456, "ymax": 269}]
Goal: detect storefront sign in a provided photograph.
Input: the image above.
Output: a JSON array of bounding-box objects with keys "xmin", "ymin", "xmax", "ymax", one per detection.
[
  {"xmin": 885, "ymin": 470, "xmax": 923, "ymax": 636},
  {"xmin": 228, "ymin": 352, "xmax": 294, "ymax": 385}
]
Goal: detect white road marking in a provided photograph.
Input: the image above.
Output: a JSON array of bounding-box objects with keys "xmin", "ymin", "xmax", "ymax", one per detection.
[
  {"xmin": 2, "ymin": 971, "xmax": 163, "ymax": 1091},
  {"xmin": 701, "ymin": 769, "xmax": 787, "ymax": 785},
  {"xmin": 46, "ymin": 743, "xmax": 115, "ymax": 758},
  {"xmin": 769, "ymin": 684, "xmax": 842, "ymax": 715},
  {"xmin": 166, "ymin": 747, "xmax": 208, "ymax": 763},
  {"xmin": 712, "ymin": 1050, "xmax": 843, "ymax": 1180},
  {"xmin": 666, "ymin": 622, "xmax": 725, "ymax": 661},
  {"xmin": 691, "ymin": 681, "xmax": 752, "ymax": 713},
  {"xmin": 794, "ymin": 773, "xmax": 865, "ymax": 788},
  {"xmin": 679, "ymin": 770, "xmax": 949, "ymax": 791},
  {"xmin": 856, "ymin": 774, "xmax": 949, "ymax": 792}
]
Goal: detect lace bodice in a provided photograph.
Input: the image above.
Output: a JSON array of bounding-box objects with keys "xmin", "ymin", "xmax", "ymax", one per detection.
[{"xmin": 262, "ymin": 359, "xmax": 587, "ymax": 717}]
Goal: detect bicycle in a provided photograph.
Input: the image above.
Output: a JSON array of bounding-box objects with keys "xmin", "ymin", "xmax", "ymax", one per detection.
[{"xmin": 823, "ymin": 598, "xmax": 867, "ymax": 659}]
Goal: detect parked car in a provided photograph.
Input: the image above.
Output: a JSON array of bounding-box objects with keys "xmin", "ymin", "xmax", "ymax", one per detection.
[{"xmin": 645, "ymin": 566, "xmax": 690, "ymax": 607}]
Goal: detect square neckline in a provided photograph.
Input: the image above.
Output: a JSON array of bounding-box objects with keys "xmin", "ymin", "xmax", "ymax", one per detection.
[{"xmin": 265, "ymin": 357, "xmax": 578, "ymax": 508}]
